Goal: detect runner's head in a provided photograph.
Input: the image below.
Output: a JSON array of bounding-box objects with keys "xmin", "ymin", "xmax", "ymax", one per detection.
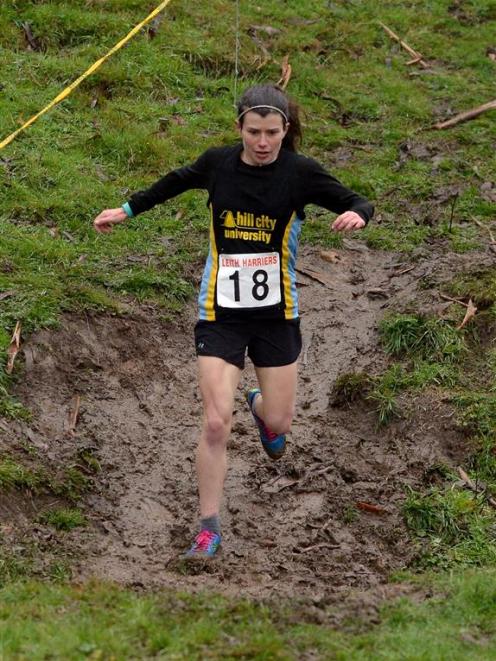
[{"xmin": 236, "ymin": 84, "xmax": 302, "ymax": 155}]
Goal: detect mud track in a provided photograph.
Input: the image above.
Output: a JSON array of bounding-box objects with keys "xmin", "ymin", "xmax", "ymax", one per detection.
[{"xmin": 4, "ymin": 242, "xmax": 492, "ymax": 605}]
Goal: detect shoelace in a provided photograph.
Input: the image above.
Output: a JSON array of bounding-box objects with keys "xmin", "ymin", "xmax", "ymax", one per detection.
[{"xmin": 194, "ymin": 530, "xmax": 217, "ymax": 550}]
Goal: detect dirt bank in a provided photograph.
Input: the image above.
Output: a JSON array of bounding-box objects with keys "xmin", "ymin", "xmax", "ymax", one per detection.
[{"xmin": 2, "ymin": 241, "xmax": 493, "ymax": 605}]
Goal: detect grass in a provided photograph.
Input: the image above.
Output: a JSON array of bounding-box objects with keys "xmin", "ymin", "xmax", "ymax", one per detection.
[
  {"xmin": 379, "ymin": 314, "xmax": 465, "ymax": 362},
  {"xmin": 449, "ymin": 268, "xmax": 496, "ymax": 310},
  {"xmin": 1, "ymin": 0, "xmax": 496, "ymax": 655},
  {"xmin": 403, "ymin": 485, "xmax": 496, "ymax": 570},
  {"xmin": 0, "ymin": 455, "xmax": 92, "ymax": 501},
  {"xmin": 1, "ymin": 0, "xmax": 495, "ymax": 373},
  {"xmin": 0, "ymin": 571, "xmax": 495, "ymax": 660},
  {"xmin": 0, "ymin": 457, "xmax": 43, "ymax": 491},
  {"xmin": 38, "ymin": 508, "xmax": 86, "ymax": 532},
  {"xmin": 331, "ymin": 359, "xmax": 458, "ymax": 426}
]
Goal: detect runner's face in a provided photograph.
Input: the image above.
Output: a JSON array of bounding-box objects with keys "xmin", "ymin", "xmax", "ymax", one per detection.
[{"xmin": 237, "ymin": 111, "xmax": 289, "ymax": 166}]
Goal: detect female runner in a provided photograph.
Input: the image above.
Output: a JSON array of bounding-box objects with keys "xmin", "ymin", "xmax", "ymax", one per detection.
[{"xmin": 93, "ymin": 84, "xmax": 374, "ymax": 559}]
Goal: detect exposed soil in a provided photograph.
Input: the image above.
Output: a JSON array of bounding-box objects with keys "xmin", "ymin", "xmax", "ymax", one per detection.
[{"xmin": 1, "ymin": 240, "xmax": 494, "ymax": 609}]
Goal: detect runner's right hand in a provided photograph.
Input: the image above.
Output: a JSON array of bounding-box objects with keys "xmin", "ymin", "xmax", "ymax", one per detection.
[{"xmin": 93, "ymin": 207, "xmax": 128, "ymax": 234}]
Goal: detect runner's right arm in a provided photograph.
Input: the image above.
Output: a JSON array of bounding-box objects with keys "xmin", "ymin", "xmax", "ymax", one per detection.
[{"xmin": 93, "ymin": 148, "xmax": 218, "ymax": 233}]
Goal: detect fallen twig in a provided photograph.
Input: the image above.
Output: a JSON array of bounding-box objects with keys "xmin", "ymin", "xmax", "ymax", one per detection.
[
  {"xmin": 441, "ymin": 293, "xmax": 479, "ymax": 329},
  {"xmin": 433, "ymin": 100, "xmax": 496, "ymax": 130},
  {"xmin": 66, "ymin": 395, "xmax": 81, "ymax": 437},
  {"xmin": 457, "ymin": 466, "xmax": 496, "ymax": 510},
  {"xmin": 458, "ymin": 466, "xmax": 476, "ymax": 490},
  {"xmin": 439, "ymin": 293, "xmax": 471, "ymax": 307},
  {"xmin": 295, "ymin": 267, "xmax": 332, "ymax": 288},
  {"xmin": 0, "ymin": 291, "xmax": 15, "ymax": 301},
  {"xmin": 389, "ymin": 265, "xmax": 416, "ymax": 278},
  {"xmin": 472, "ymin": 218, "xmax": 496, "ymax": 254},
  {"xmin": 379, "ymin": 22, "xmax": 429, "ymax": 68},
  {"xmin": 21, "ymin": 22, "xmax": 41, "ymax": 51},
  {"xmin": 6, "ymin": 321, "xmax": 21, "ymax": 375},
  {"xmin": 456, "ymin": 299, "xmax": 477, "ymax": 330},
  {"xmin": 298, "ymin": 542, "xmax": 340, "ymax": 554},
  {"xmin": 277, "ymin": 55, "xmax": 292, "ymax": 90},
  {"xmin": 247, "ymin": 26, "xmax": 271, "ymax": 71}
]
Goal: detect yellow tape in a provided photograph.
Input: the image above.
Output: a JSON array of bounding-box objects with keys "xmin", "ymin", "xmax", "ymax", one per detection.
[{"xmin": 0, "ymin": 0, "xmax": 174, "ymax": 151}]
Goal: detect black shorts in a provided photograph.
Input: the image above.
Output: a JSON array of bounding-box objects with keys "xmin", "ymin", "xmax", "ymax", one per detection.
[{"xmin": 194, "ymin": 319, "xmax": 302, "ymax": 369}]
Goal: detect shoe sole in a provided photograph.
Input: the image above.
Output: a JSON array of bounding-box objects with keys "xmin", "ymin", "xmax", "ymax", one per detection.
[
  {"xmin": 179, "ymin": 548, "xmax": 222, "ymax": 568},
  {"xmin": 263, "ymin": 443, "xmax": 286, "ymax": 460}
]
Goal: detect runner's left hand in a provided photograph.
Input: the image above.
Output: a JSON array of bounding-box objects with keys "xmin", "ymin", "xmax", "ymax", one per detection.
[{"xmin": 331, "ymin": 211, "xmax": 366, "ymax": 232}]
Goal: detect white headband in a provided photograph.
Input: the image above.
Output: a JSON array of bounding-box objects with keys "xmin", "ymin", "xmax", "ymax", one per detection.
[{"xmin": 237, "ymin": 105, "xmax": 289, "ymax": 123}]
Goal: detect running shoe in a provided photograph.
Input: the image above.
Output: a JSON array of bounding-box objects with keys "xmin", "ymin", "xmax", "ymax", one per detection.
[
  {"xmin": 246, "ymin": 388, "xmax": 286, "ymax": 460},
  {"xmin": 183, "ymin": 530, "xmax": 221, "ymax": 560}
]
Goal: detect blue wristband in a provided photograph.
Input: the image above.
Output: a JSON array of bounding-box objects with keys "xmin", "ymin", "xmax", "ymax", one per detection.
[{"xmin": 122, "ymin": 202, "xmax": 134, "ymax": 218}]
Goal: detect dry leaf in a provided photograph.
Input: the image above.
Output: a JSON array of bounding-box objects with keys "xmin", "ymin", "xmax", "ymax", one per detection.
[
  {"xmin": 261, "ymin": 475, "xmax": 300, "ymax": 493},
  {"xmin": 6, "ymin": 321, "xmax": 21, "ymax": 375},
  {"xmin": 456, "ymin": 298, "xmax": 477, "ymax": 330},
  {"xmin": 171, "ymin": 114, "xmax": 186, "ymax": 126},
  {"xmin": 319, "ymin": 250, "xmax": 340, "ymax": 263},
  {"xmin": 356, "ymin": 501, "xmax": 386, "ymax": 514}
]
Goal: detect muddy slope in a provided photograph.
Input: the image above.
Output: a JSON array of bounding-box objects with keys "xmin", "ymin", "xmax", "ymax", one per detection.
[{"xmin": 3, "ymin": 242, "xmax": 493, "ymax": 601}]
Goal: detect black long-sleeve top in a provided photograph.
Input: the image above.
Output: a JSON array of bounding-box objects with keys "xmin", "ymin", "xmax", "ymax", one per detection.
[{"xmin": 127, "ymin": 144, "xmax": 373, "ymax": 321}]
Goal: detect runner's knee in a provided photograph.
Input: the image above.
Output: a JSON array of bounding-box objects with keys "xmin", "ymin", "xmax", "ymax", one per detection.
[{"xmin": 203, "ymin": 410, "xmax": 232, "ymax": 443}]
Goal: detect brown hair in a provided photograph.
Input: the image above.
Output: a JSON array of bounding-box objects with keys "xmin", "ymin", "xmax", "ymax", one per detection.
[{"xmin": 237, "ymin": 84, "xmax": 302, "ymax": 152}]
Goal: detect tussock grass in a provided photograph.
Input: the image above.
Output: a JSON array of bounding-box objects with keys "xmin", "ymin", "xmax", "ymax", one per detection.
[
  {"xmin": 380, "ymin": 313, "xmax": 465, "ymax": 361},
  {"xmin": 450, "ymin": 269, "xmax": 496, "ymax": 309},
  {"xmin": 0, "ymin": 456, "xmax": 91, "ymax": 501},
  {"xmin": 38, "ymin": 508, "xmax": 86, "ymax": 532},
  {"xmin": 403, "ymin": 485, "xmax": 496, "ymax": 570},
  {"xmin": 454, "ymin": 393, "xmax": 496, "ymax": 439},
  {"xmin": 332, "ymin": 361, "xmax": 458, "ymax": 425},
  {"xmin": 330, "ymin": 371, "xmax": 372, "ymax": 407},
  {"xmin": 0, "ymin": 458, "xmax": 42, "ymax": 491}
]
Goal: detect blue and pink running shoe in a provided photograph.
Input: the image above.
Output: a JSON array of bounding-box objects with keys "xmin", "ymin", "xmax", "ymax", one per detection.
[
  {"xmin": 246, "ymin": 388, "xmax": 286, "ymax": 460},
  {"xmin": 184, "ymin": 530, "xmax": 221, "ymax": 560}
]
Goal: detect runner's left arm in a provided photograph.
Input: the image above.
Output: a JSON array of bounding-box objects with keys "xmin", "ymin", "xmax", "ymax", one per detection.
[{"xmin": 297, "ymin": 157, "xmax": 374, "ymax": 228}]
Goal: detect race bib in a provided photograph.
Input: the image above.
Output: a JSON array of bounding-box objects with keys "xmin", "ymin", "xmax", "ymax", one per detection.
[{"xmin": 217, "ymin": 252, "xmax": 281, "ymax": 308}]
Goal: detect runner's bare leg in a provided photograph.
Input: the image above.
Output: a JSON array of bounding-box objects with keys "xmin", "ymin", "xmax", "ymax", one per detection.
[
  {"xmin": 196, "ymin": 356, "xmax": 241, "ymax": 518},
  {"xmin": 253, "ymin": 362, "xmax": 298, "ymax": 434}
]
